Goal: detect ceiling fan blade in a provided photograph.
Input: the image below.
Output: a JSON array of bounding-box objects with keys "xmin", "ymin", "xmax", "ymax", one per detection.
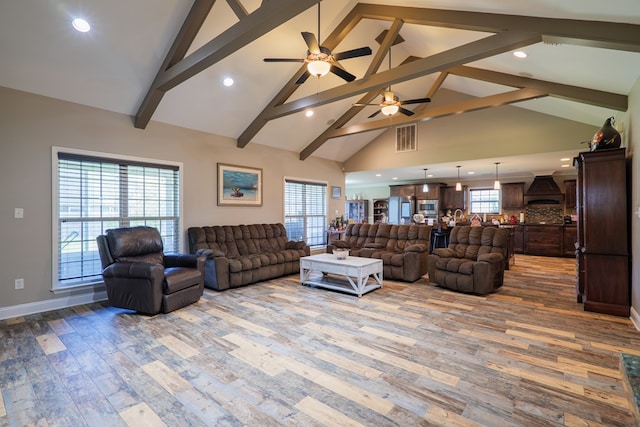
[
  {"xmin": 333, "ymin": 46, "xmax": 372, "ymax": 61},
  {"xmin": 301, "ymin": 32, "xmax": 320, "ymax": 54},
  {"xmin": 263, "ymin": 58, "xmax": 305, "ymax": 63},
  {"xmin": 399, "ymin": 107, "xmax": 415, "ymax": 116},
  {"xmin": 330, "ymin": 65, "xmax": 356, "ymax": 82},
  {"xmin": 368, "ymin": 109, "xmax": 383, "ymax": 119},
  {"xmin": 399, "ymin": 97, "xmax": 431, "ymax": 105}
]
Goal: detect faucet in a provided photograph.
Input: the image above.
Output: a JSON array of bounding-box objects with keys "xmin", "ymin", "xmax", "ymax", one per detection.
[{"xmin": 453, "ymin": 209, "xmax": 464, "ymax": 224}]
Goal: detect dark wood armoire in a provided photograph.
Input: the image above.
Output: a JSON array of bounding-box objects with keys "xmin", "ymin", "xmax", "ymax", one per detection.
[{"xmin": 574, "ymin": 147, "xmax": 629, "ymax": 317}]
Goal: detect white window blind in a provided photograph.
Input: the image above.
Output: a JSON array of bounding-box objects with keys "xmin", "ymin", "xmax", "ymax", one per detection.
[
  {"xmin": 469, "ymin": 188, "xmax": 501, "ymax": 214},
  {"xmin": 284, "ymin": 179, "xmax": 327, "ymax": 248},
  {"xmin": 53, "ymin": 148, "xmax": 181, "ymax": 290}
]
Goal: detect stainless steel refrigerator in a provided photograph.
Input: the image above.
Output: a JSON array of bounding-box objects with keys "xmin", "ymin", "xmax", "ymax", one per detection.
[{"xmin": 388, "ymin": 196, "xmax": 415, "ymax": 224}]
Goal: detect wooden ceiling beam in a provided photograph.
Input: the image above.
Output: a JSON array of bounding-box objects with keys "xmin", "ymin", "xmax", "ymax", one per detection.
[
  {"xmin": 134, "ymin": 0, "xmax": 217, "ymax": 129},
  {"xmin": 447, "ymin": 65, "xmax": 627, "ymax": 111},
  {"xmin": 326, "ymin": 88, "xmax": 548, "ymax": 138},
  {"xmin": 266, "ymin": 31, "xmax": 542, "ymax": 120},
  {"xmin": 353, "ymin": 4, "xmax": 640, "ymax": 53},
  {"xmin": 226, "ymin": 0, "xmax": 248, "ymax": 19},
  {"xmin": 135, "ymin": 0, "xmax": 318, "ymax": 129}
]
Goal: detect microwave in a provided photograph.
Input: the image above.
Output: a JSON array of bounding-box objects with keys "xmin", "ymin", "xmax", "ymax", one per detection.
[{"xmin": 417, "ymin": 199, "xmax": 438, "ymax": 214}]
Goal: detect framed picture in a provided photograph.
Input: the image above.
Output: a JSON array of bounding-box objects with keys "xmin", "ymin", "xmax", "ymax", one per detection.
[
  {"xmin": 217, "ymin": 163, "xmax": 263, "ymax": 206},
  {"xmin": 331, "ymin": 186, "xmax": 341, "ymax": 199}
]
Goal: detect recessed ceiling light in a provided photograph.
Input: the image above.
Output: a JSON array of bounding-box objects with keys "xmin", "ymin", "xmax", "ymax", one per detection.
[
  {"xmin": 392, "ymin": 177, "xmax": 398, "ymax": 180},
  {"xmin": 467, "ymin": 171, "xmax": 475, "ymax": 175},
  {"xmin": 222, "ymin": 77, "xmax": 234, "ymax": 87},
  {"xmin": 305, "ymin": 110, "xmax": 314, "ymax": 117},
  {"xmin": 560, "ymin": 157, "xmax": 570, "ymax": 161},
  {"xmin": 72, "ymin": 18, "xmax": 90, "ymax": 33},
  {"xmin": 513, "ymin": 51, "xmax": 527, "ymax": 58},
  {"xmin": 561, "ymin": 164, "xmax": 570, "ymax": 168},
  {"xmin": 375, "ymin": 173, "xmax": 381, "ymax": 177}
]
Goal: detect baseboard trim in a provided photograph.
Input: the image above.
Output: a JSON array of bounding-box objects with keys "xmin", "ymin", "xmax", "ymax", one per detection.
[
  {"xmin": 631, "ymin": 306, "xmax": 640, "ymax": 331},
  {"xmin": 0, "ymin": 291, "xmax": 108, "ymax": 321}
]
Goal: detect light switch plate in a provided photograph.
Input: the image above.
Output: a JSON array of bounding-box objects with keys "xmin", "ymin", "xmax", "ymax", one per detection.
[{"xmin": 14, "ymin": 208, "xmax": 24, "ymax": 219}]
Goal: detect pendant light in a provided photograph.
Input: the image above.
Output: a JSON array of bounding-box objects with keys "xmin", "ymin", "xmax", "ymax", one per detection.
[
  {"xmin": 455, "ymin": 166, "xmax": 462, "ymax": 191},
  {"xmin": 422, "ymin": 168, "xmax": 429, "ymax": 192},
  {"xmin": 493, "ymin": 162, "xmax": 501, "ymax": 190}
]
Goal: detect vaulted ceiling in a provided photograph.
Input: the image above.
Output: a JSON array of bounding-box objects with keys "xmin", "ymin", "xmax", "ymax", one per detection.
[{"xmin": 2, "ymin": 0, "xmax": 640, "ymax": 180}]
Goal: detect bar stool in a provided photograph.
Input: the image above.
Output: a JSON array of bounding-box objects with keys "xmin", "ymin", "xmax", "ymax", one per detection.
[{"xmin": 432, "ymin": 229, "xmax": 450, "ymax": 250}]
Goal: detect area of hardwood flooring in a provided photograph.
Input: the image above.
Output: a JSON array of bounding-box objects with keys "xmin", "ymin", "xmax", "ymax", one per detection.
[{"xmin": 1, "ymin": 255, "xmax": 638, "ymax": 426}]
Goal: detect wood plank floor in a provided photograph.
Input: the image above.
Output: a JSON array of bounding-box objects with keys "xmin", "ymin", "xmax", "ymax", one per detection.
[{"xmin": 1, "ymin": 255, "xmax": 639, "ymax": 426}]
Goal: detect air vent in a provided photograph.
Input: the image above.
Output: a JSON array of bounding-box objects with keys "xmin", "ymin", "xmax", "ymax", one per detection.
[{"xmin": 395, "ymin": 124, "xmax": 417, "ymax": 153}]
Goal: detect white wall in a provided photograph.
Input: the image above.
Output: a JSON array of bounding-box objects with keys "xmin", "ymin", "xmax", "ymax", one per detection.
[
  {"xmin": 0, "ymin": 87, "xmax": 345, "ymax": 312},
  {"xmin": 628, "ymin": 77, "xmax": 640, "ymax": 327}
]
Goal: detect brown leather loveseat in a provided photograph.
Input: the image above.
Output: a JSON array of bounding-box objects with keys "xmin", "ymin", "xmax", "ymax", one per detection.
[
  {"xmin": 326, "ymin": 223, "xmax": 432, "ymax": 282},
  {"xmin": 187, "ymin": 223, "xmax": 310, "ymax": 291},
  {"xmin": 427, "ymin": 226, "xmax": 509, "ymax": 295}
]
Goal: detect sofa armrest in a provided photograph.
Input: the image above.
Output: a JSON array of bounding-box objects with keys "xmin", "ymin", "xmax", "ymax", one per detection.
[
  {"xmin": 164, "ymin": 253, "xmax": 199, "ymax": 268},
  {"xmin": 196, "ymin": 248, "xmax": 225, "ymax": 258},
  {"xmin": 331, "ymin": 240, "xmax": 350, "ymax": 249},
  {"xmin": 286, "ymin": 240, "xmax": 307, "ymax": 250},
  {"xmin": 430, "ymin": 248, "xmax": 457, "ymax": 258},
  {"xmin": 405, "ymin": 243, "xmax": 428, "ymax": 253},
  {"xmin": 477, "ymin": 252, "xmax": 504, "ymax": 264}
]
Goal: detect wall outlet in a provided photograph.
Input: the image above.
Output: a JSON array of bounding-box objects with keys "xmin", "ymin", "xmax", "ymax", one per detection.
[{"xmin": 15, "ymin": 278, "xmax": 24, "ymax": 289}]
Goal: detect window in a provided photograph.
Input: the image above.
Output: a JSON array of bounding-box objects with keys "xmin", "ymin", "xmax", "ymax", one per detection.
[
  {"xmin": 284, "ymin": 179, "xmax": 327, "ymax": 248},
  {"xmin": 52, "ymin": 147, "xmax": 182, "ymax": 290},
  {"xmin": 469, "ymin": 188, "xmax": 501, "ymax": 214}
]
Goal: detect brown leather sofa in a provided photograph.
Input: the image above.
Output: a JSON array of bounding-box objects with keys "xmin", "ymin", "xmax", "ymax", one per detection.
[
  {"xmin": 427, "ymin": 226, "xmax": 509, "ymax": 295},
  {"xmin": 187, "ymin": 223, "xmax": 310, "ymax": 291},
  {"xmin": 326, "ymin": 223, "xmax": 432, "ymax": 282},
  {"xmin": 97, "ymin": 226, "xmax": 204, "ymax": 315}
]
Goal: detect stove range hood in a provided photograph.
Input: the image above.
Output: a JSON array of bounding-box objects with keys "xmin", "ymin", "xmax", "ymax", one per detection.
[{"xmin": 524, "ymin": 175, "xmax": 565, "ymax": 205}]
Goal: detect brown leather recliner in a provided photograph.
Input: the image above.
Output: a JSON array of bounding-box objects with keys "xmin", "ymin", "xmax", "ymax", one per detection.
[
  {"xmin": 428, "ymin": 226, "xmax": 508, "ymax": 295},
  {"xmin": 96, "ymin": 226, "xmax": 204, "ymax": 314}
]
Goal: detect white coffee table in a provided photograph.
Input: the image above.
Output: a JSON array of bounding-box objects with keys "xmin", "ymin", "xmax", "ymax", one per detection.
[{"xmin": 300, "ymin": 253, "xmax": 383, "ymax": 297}]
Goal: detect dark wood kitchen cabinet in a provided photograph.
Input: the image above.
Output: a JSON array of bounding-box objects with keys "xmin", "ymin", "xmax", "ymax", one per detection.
[
  {"xmin": 524, "ymin": 225, "xmax": 562, "ymax": 257},
  {"xmin": 564, "ymin": 179, "xmax": 576, "ymax": 210},
  {"xmin": 501, "ymin": 182, "xmax": 524, "ymax": 210},
  {"xmin": 513, "ymin": 225, "xmax": 524, "ymax": 254},
  {"xmin": 574, "ymin": 148, "xmax": 629, "ymax": 317},
  {"xmin": 562, "ymin": 225, "xmax": 577, "ymax": 257},
  {"xmin": 415, "ymin": 184, "xmax": 441, "ymax": 200},
  {"xmin": 441, "ymin": 185, "xmax": 467, "ymax": 210},
  {"xmin": 389, "ymin": 185, "xmax": 415, "ymax": 198}
]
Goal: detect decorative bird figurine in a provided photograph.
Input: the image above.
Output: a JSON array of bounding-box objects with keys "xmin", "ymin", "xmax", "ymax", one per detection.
[{"xmin": 591, "ymin": 116, "xmax": 621, "ymax": 151}]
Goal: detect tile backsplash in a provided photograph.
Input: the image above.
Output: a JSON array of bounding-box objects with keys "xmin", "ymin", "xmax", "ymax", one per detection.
[{"xmin": 525, "ymin": 205, "xmax": 564, "ymax": 224}]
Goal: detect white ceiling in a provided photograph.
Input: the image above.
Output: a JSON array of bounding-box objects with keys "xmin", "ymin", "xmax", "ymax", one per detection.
[{"xmin": 1, "ymin": 0, "xmax": 639, "ymax": 184}]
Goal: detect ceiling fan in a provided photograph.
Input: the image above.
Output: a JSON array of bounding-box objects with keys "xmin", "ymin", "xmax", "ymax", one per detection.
[
  {"xmin": 263, "ymin": 3, "xmax": 372, "ymax": 84},
  {"xmin": 355, "ymin": 50, "xmax": 431, "ymax": 118}
]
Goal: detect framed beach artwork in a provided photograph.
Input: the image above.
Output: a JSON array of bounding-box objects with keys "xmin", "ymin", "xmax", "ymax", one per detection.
[
  {"xmin": 217, "ymin": 163, "xmax": 263, "ymax": 206},
  {"xmin": 331, "ymin": 186, "xmax": 341, "ymax": 199}
]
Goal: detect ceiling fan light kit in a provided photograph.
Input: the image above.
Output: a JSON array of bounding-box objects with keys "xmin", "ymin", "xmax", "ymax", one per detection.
[{"xmin": 307, "ymin": 59, "xmax": 330, "ymax": 77}]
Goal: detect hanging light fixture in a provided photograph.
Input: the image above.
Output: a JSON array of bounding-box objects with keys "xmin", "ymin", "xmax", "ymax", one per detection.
[
  {"xmin": 493, "ymin": 162, "xmax": 501, "ymax": 190},
  {"xmin": 422, "ymin": 168, "xmax": 429, "ymax": 192},
  {"xmin": 455, "ymin": 166, "xmax": 462, "ymax": 191}
]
